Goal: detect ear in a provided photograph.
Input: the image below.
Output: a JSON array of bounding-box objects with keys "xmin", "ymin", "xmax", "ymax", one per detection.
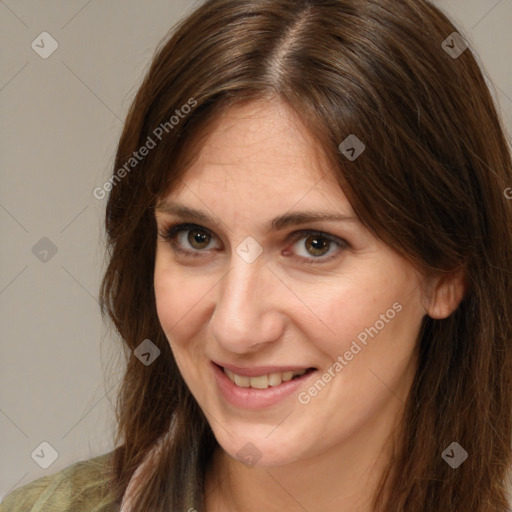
[{"xmin": 423, "ymin": 269, "xmax": 467, "ymax": 319}]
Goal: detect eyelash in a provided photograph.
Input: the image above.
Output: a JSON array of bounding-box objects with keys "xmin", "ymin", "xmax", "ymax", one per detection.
[{"xmin": 157, "ymin": 222, "xmax": 349, "ymax": 263}]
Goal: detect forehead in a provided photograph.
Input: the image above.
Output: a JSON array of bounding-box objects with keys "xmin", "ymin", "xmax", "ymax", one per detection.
[
  {"xmin": 188, "ymin": 100, "xmax": 324, "ymax": 178},
  {"xmin": 165, "ymin": 99, "xmax": 353, "ymax": 214}
]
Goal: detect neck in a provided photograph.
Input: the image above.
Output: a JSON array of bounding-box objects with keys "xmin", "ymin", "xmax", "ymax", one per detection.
[{"xmin": 204, "ymin": 403, "xmax": 403, "ymax": 512}]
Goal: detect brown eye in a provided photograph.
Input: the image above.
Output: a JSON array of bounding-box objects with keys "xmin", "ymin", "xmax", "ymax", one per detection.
[
  {"xmin": 187, "ymin": 228, "xmax": 211, "ymax": 249},
  {"xmin": 304, "ymin": 234, "xmax": 330, "ymax": 256},
  {"xmin": 159, "ymin": 223, "xmax": 222, "ymax": 255},
  {"xmin": 288, "ymin": 230, "xmax": 347, "ymax": 262}
]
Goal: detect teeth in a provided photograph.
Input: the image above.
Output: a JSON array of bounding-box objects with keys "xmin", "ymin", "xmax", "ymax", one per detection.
[
  {"xmin": 282, "ymin": 371, "xmax": 294, "ymax": 382},
  {"xmin": 223, "ymin": 367, "xmax": 308, "ymax": 389},
  {"xmin": 249, "ymin": 374, "xmax": 268, "ymax": 389},
  {"xmin": 233, "ymin": 373, "xmax": 250, "ymax": 387},
  {"xmin": 268, "ymin": 372, "xmax": 282, "ymax": 386}
]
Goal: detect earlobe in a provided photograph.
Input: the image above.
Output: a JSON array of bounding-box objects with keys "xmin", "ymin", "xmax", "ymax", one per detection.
[{"xmin": 424, "ymin": 269, "xmax": 467, "ymax": 319}]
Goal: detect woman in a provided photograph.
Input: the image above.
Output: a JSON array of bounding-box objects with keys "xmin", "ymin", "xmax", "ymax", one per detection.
[{"xmin": 2, "ymin": 0, "xmax": 511, "ymax": 511}]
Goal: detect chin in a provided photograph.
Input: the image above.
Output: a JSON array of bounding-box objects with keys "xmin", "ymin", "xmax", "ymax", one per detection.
[{"xmin": 212, "ymin": 427, "xmax": 304, "ymax": 468}]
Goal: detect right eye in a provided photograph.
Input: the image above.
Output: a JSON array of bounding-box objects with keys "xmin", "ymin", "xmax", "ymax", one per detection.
[{"xmin": 158, "ymin": 223, "xmax": 222, "ymax": 256}]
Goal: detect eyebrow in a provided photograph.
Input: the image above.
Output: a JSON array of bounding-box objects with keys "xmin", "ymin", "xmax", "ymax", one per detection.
[{"xmin": 155, "ymin": 201, "xmax": 359, "ymax": 231}]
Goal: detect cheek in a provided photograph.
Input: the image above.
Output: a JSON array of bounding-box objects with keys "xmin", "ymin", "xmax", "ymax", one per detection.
[
  {"xmin": 154, "ymin": 265, "xmax": 217, "ymax": 389},
  {"xmin": 154, "ymin": 264, "xmax": 210, "ymax": 344},
  {"xmin": 298, "ymin": 267, "xmax": 422, "ymax": 361},
  {"xmin": 292, "ymin": 275, "xmax": 389, "ymax": 343}
]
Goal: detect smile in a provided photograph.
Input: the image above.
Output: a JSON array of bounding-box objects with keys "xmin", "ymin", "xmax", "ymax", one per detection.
[
  {"xmin": 223, "ymin": 367, "xmax": 309, "ymax": 389},
  {"xmin": 211, "ymin": 362, "xmax": 317, "ymax": 409}
]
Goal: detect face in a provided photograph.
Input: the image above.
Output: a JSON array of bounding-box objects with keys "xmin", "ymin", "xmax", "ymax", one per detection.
[{"xmin": 154, "ymin": 99, "xmax": 430, "ymax": 468}]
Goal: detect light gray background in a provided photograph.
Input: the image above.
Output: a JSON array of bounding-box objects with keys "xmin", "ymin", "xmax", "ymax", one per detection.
[{"xmin": 1, "ymin": 0, "xmax": 511, "ymax": 500}]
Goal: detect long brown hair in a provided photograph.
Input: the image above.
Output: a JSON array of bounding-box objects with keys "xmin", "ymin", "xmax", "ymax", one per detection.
[{"xmin": 100, "ymin": 0, "xmax": 512, "ymax": 510}]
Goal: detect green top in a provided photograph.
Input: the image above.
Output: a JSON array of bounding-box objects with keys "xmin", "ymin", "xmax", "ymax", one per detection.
[
  {"xmin": 3, "ymin": 452, "xmax": 510, "ymax": 510},
  {"xmin": 0, "ymin": 451, "xmax": 119, "ymax": 512}
]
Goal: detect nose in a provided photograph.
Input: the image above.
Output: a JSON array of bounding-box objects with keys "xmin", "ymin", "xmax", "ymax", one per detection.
[{"xmin": 210, "ymin": 255, "xmax": 286, "ymax": 354}]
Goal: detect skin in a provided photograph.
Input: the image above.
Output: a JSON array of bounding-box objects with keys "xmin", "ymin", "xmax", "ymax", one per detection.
[{"xmin": 153, "ymin": 99, "xmax": 465, "ymax": 511}]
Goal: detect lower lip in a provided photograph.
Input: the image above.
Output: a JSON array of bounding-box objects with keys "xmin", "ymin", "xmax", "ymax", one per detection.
[{"xmin": 212, "ymin": 363, "xmax": 317, "ymax": 410}]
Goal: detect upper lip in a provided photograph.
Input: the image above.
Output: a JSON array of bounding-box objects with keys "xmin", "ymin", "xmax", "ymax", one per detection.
[{"xmin": 212, "ymin": 360, "xmax": 315, "ymax": 377}]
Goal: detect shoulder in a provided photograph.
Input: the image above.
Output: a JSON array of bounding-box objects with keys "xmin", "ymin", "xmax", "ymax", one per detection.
[{"xmin": 0, "ymin": 450, "xmax": 119, "ymax": 512}]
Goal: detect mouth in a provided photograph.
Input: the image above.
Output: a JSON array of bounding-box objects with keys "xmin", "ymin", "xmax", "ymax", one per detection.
[
  {"xmin": 212, "ymin": 362, "xmax": 317, "ymax": 390},
  {"xmin": 211, "ymin": 362, "xmax": 318, "ymax": 409}
]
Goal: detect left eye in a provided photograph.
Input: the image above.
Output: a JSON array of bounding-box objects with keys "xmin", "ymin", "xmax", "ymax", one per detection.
[{"xmin": 290, "ymin": 232, "xmax": 346, "ymax": 260}]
